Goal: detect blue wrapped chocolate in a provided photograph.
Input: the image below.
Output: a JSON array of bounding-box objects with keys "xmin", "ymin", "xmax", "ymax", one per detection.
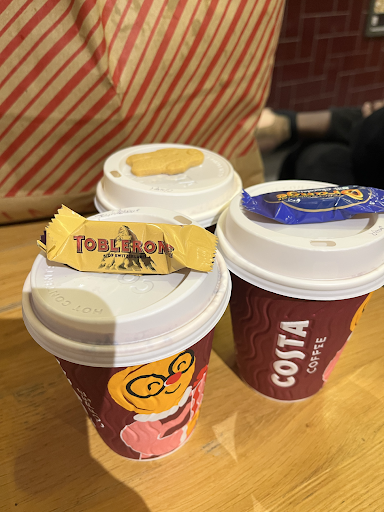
[{"xmin": 242, "ymin": 185, "xmax": 384, "ymax": 224}]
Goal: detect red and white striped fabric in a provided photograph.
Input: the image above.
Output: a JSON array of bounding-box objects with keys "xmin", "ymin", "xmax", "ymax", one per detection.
[{"xmin": 0, "ymin": 0, "xmax": 285, "ymax": 224}]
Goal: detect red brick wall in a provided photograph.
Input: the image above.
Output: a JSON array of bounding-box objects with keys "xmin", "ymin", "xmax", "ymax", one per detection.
[{"xmin": 267, "ymin": 0, "xmax": 384, "ymax": 111}]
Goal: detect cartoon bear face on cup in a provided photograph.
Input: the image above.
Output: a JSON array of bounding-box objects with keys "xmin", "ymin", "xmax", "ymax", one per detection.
[{"xmin": 108, "ymin": 350, "xmax": 196, "ymax": 414}]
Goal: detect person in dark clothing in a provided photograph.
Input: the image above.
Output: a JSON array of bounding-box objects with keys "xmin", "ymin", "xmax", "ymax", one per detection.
[{"xmin": 255, "ymin": 101, "xmax": 384, "ymax": 189}]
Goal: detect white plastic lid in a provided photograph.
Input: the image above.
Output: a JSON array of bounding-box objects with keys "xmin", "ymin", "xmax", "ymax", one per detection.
[
  {"xmin": 22, "ymin": 208, "xmax": 231, "ymax": 367},
  {"xmin": 95, "ymin": 143, "xmax": 242, "ymax": 228},
  {"xmin": 217, "ymin": 180, "xmax": 384, "ymax": 300}
]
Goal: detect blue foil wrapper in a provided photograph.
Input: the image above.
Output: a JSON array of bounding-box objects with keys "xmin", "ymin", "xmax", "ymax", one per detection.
[{"xmin": 242, "ymin": 186, "xmax": 384, "ymax": 224}]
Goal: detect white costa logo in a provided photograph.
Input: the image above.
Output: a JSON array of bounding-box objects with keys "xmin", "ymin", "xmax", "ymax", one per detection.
[{"xmin": 271, "ymin": 321, "xmax": 309, "ymax": 388}]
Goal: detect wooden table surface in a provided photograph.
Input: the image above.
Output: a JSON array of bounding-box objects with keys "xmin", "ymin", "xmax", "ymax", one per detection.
[{"xmin": 1, "ymin": 219, "xmax": 384, "ymax": 512}]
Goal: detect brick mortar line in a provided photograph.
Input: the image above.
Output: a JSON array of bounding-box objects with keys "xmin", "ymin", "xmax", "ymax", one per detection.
[{"xmin": 301, "ymin": 12, "xmax": 351, "ymax": 19}]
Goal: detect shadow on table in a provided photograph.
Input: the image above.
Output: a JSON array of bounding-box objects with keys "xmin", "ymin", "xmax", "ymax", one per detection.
[
  {"xmin": 2, "ymin": 315, "xmax": 150, "ymax": 512},
  {"xmin": 13, "ymin": 400, "xmax": 150, "ymax": 511}
]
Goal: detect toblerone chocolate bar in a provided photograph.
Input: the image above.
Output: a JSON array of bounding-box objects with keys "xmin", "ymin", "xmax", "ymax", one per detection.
[{"xmin": 37, "ymin": 206, "xmax": 217, "ymax": 274}]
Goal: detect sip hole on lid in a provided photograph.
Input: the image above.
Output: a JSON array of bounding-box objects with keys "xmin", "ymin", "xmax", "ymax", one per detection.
[
  {"xmin": 310, "ymin": 241, "xmax": 336, "ymax": 247},
  {"xmin": 174, "ymin": 215, "xmax": 193, "ymax": 225}
]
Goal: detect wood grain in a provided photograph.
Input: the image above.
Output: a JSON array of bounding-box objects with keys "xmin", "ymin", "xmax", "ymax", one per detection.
[{"xmin": 1, "ymin": 220, "xmax": 384, "ymax": 512}]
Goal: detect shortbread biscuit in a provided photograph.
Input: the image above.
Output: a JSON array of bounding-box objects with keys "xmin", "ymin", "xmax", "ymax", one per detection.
[{"xmin": 126, "ymin": 148, "xmax": 204, "ymax": 176}]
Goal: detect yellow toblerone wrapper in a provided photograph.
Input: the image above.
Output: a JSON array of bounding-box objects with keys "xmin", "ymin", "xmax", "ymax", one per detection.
[{"xmin": 37, "ymin": 206, "xmax": 217, "ymax": 274}]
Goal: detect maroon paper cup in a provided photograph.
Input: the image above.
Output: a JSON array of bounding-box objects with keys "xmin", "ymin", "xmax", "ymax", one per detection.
[
  {"xmin": 230, "ymin": 274, "xmax": 371, "ymax": 401},
  {"xmin": 56, "ymin": 331, "xmax": 214, "ymax": 460},
  {"xmin": 217, "ymin": 180, "xmax": 384, "ymax": 401},
  {"xmin": 22, "ymin": 208, "xmax": 231, "ymax": 459}
]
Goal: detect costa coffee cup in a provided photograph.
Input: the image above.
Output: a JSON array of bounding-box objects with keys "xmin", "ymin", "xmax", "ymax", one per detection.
[
  {"xmin": 22, "ymin": 208, "xmax": 231, "ymax": 459},
  {"xmin": 216, "ymin": 180, "xmax": 384, "ymax": 401},
  {"xmin": 94, "ymin": 143, "xmax": 242, "ymax": 230}
]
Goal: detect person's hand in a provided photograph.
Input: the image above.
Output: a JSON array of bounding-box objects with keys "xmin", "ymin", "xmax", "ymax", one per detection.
[
  {"xmin": 361, "ymin": 100, "xmax": 384, "ymax": 118},
  {"xmin": 254, "ymin": 108, "xmax": 291, "ymax": 153}
]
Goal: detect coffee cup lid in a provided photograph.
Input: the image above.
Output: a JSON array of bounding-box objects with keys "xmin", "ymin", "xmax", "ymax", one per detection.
[
  {"xmin": 95, "ymin": 144, "xmax": 242, "ymax": 227},
  {"xmin": 217, "ymin": 180, "xmax": 384, "ymax": 300},
  {"xmin": 22, "ymin": 208, "xmax": 231, "ymax": 366}
]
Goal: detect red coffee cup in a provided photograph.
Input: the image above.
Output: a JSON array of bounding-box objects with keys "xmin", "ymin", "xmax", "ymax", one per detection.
[
  {"xmin": 54, "ymin": 332, "xmax": 213, "ymax": 460},
  {"xmin": 22, "ymin": 208, "xmax": 231, "ymax": 458},
  {"xmin": 217, "ymin": 180, "xmax": 384, "ymax": 401},
  {"xmin": 230, "ymin": 274, "xmax": 371, "ymax": 400}
]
